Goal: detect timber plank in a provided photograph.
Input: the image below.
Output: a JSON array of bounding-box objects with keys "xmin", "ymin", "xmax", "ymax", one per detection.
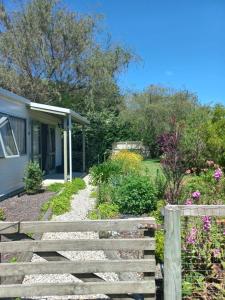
[
  {"xmin": 0, "ymin": 281, "xmax": 155, "ymax": 298},
  {"xmin": 0, "ymin": 218, "xmax": 156, "ymax": 234},
  {"xmin": 0, "ymin": 259, "xmax": 155, "ymax": 276},
  {"xmin": 0, "ymin": 238, "xmax": 155, "ymax": 252}
]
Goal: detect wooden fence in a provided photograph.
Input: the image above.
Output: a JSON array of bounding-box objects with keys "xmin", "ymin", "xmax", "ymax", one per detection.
[
  {"xmin": 163, "ymin": 205, "xmax": 225, "ymax": 300},
  {"xmin": 0, "ymin": 218, "xmax": 156, "ymax": 299}
]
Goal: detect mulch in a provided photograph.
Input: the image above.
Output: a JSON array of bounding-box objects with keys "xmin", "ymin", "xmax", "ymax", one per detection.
[
  {"xmin": 0, "ymin": 190, "xmax": 54, "ymax": 222},
  {"xmin": 0, "ymin": 190, "xmax": 54, "ymax": 263}
]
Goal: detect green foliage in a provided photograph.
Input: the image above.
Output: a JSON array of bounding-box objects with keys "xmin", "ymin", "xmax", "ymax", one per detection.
[
  {"xmin": 0, "ymin": 208, "xmax": 6, "ymax": 221},
  {"xmin": 42, "ymin": 178, "xmax": 86, "ymax": 215},
  {"xmin": 154, "ymin": 169, "xmax": 167, "ymax": 199},
  {"xmin": 47, "ymin": 183, "xmax": 64, "ymax": 193},
  {"xmin": 155, "ymin": 230, "xmax": 164, "ymax": 264},
  {"xmin": 88, "ymin": 203, "xmax": 119, "ymax": 220},
  {"xmin": 23, "ymin": 161, "xmax": 43, "ymax": 194},
  {"xmin": 120, "ymin": 85, "xmax": 199, "ymax": 157},
  {"xmin": 9, "ymin": 257, "xmax": 17, "ymax": 263},
  {"xmin": 90, "ymin": 160, "xmax": 123, "ymax": 185},
  {"xmin": 150, "ymin": 200, "xmax": 165, "ymax": 224},
  {"xmin": 204, "ymin": 105, "xmax": 225, "ymax": 167},
  {"xmin": 181, "ymin": 169, "xmax": 225, "ymax": 205},
  {"xmin": 111, "ymin": 174, "xmax": 157, "ymax": 215}
]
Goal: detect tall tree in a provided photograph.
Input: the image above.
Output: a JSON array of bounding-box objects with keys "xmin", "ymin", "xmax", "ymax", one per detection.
[{"xmin": 0, "ymin": 0, "xmax": 133, "ymax": 112}]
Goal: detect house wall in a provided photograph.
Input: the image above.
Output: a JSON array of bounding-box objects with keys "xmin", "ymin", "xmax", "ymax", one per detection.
[{"xmin": 0, "ymin": 96, "xmax": 30, "ymax": 197}]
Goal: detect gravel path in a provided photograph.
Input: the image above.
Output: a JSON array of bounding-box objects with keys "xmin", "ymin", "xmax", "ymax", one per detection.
[{"xmin": 23, "ymin": 175, "xmax": 118, "ymax": 300}]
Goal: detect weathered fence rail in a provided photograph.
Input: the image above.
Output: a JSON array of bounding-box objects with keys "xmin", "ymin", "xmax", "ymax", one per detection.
[
  {"xmin": 163, "ymin": 205, "xmax": 225, "ymax": 300},
  {"xmin": 0, "ymin": 217, "xmax": 156, "ymax": 299}
]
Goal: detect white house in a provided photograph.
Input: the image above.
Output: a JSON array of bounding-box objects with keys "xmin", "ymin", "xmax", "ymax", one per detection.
[{"xmin": 0, "ymin": 88, "xmax": 89, "ymax": 198}]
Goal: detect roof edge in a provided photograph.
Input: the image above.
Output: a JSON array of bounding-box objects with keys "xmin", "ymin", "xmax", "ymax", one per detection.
[{"xmin": 0, "ymin": 88, "xmax": 31, "ymax": 105}]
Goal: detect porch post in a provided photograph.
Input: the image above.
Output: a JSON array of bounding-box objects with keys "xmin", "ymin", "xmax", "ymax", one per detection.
[
  {"xmin": 82, "ymin": 125, "xmax": 86, "ymax": 172},
  {"xmin": 63, "ymin": 117, "xmax": 68, "ymax": 182},
  {"xmin": 68, "ymin": 114, "xmax": 73, "ymax": 182}
]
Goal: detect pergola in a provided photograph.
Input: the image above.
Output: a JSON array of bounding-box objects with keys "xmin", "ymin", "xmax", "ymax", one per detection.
[{"xmin": 29, "ymin": 102, "xmax": 90, "ymax": 182}]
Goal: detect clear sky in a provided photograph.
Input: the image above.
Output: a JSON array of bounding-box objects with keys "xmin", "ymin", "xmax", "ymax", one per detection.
[{"xmin": 64, "ymin": 0, "xmax": 225, "ymax": 105}]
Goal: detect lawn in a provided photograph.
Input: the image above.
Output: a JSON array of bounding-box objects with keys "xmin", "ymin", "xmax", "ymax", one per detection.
[{"xmin": 142, "ymin": 159, "xmax": 163, "ymax": 178}]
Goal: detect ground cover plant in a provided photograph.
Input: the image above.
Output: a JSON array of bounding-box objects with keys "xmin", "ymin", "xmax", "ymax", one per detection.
[{"xmin": 42, "ymin": 178, "xmax": 86, "ymax": 215}]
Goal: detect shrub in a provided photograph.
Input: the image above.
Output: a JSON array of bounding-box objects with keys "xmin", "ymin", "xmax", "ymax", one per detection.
[
  {"xmin": 24, "ymin": 161, "xmax": 43, "ymax": 194},
  {"xmin": 88, "ymin": 203, "xmax": 120, "ymax": 220},
  {"xmin": 111, "ymin": 150, "xmax": 143, "ymax": 173},
  {"xmin": 155, "ymin": 230, "xmax": 164, "ymax": 263},
  {"xmin": 112, "ymin": 174, "xmax": 157, "ymax": 215},
  {"xmin": 0, "ymin": 208, "xmax": 6, "ymax": 220},
  {"xmin": 154, "ymin": 169, "xmax": 167, "ymax": 199},
  {"xmin": 90, "ymin": 160, "xmax": 123, "ymax": 185}
]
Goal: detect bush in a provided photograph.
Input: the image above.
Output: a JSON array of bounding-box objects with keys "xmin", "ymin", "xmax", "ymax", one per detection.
[
  {"xmin": 0, "ymin": 208, "xmax": 6, "ymax": 220},
  {"xmin": 90, "ymin": 160, "xmax": 123, "ymax": 185},
  {"xmin": 88, "ymin": 203, "xmax": 120, "ymax": 220},
  {"xmin": 112, "ymin": 174, "xmax": 157, "ymax": 215},
  {"xmin": 111, "ymin": 150, "xmax": 143, "ymax": 173},
  {"xmin": 154, "ymin": 169, "xmax": 167, "ymax": 199},
  {"xmin": 155, "ymin": 230, "xmax": 164, "ymax": 263},
  {"xmin": 24, "ymin": 161, "xmax": 43, "ymax": 194}
]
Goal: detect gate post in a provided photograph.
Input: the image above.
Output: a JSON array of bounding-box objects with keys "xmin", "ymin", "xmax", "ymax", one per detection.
[{"xmin": 164, "ymin": 206, "xmax": 182, "ymax": 300}]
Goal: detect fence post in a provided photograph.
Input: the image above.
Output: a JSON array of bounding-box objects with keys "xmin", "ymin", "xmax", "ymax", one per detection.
[{"xmin": 164, "ymin": 206, "xmax": 182, "ymax": 300}]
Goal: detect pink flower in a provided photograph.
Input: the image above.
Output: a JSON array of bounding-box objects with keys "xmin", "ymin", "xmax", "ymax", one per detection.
[
  {"xmin": 186, "ymin": 227, "xmax": 197, "ymax": 244},
  {"xmin": 192, "ymin": 191, "xmax": 201, "ymax": 200},
  {"xmin": 202, "ymin": 216, "xmax": 211, "ymax": 232},
  {"xmin": 214, "ymin": 168, "xmax": 223, "ymax": 181},
  {"xmin": 185, "ymin": 199, "xmax": 193, "ymax": 205},
  {"xmin": 212, "ymin": 248, "xmax": 221, "ymax": 257}
]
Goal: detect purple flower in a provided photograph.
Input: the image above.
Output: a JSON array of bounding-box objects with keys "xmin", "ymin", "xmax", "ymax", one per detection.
[
  {"xmin": 212, "ymin": 248, "xmax": 221, "ymax": 257},
  {"xmin": 186, "ymin": 227, "xmax": 197, "ymax": 244},
  {"xmin": 185, "ymin": 199, "xmax": 193, "ymax": 205},
  {"xmin": 214, "ymin": 168, "xmax": 223, "ymax": 181},
  {"xmin": 202, "ymin": 216, "xmax": 211, "ymax": 232},
  {"xmin": 192, "ymin": 191, "xmax": 201, "ymax": 200}
]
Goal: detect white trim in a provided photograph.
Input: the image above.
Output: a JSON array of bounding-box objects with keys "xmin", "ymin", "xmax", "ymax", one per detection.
[
  {"xmin": 0, "ymin": 116, "xmax": 20, "ymax": 158},
  {"xmin": 30, "ymin": 102, "xmax": 89, "ymax": 125},
  {"xmin": 68, "ymin": 115, "xmax": 72, "ymax": 182}
]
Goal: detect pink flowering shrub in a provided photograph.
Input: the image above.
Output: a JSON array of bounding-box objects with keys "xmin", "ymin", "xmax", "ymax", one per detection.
[{"xmin": 182, "ymin": 217, "xmax": 225, "ymax": 298}]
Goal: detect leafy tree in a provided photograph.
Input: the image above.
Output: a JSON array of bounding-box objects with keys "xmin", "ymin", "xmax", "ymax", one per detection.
[
  {"xmin": 0, "ymin": 0, "xmax": 133, "ymax": 112},
  {"xmin": 120, "ymin": 85, "xmax": 199, "ymax": 156},
  {"xmin": 204, "ymin": 105, "xmax": 225, "ymax": 166}
]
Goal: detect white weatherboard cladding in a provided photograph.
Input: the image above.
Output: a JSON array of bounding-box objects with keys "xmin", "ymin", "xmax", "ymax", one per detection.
[{"xmin": 0, "ymin": 97, "xmax": 30, "ymax": 196}]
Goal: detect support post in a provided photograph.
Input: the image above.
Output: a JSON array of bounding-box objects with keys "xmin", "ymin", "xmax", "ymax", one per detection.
[
  {"xmin": 63, "ymin": 118, "xmax": 68, "ymax": 182},
  {"xmin": 82, "ymin": 125, "xmax": 86, "ymax": 173},
  {"xmin": 164, "ymin": 206, "xmax": 182, "ymax": 300},
  {"xmin": 68, "ymin": 114, "xmax": 72, "ymax": 182}
]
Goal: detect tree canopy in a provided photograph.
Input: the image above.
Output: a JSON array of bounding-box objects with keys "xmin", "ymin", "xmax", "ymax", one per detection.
[{"xmin": 0, "ymin": 0, "xmax": 133, "ymax": 112}]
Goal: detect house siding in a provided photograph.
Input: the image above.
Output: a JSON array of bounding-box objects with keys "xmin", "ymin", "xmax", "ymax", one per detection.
[{"xmin": 0, "ymin": 97, "xmax": 30, "ymax": 196}]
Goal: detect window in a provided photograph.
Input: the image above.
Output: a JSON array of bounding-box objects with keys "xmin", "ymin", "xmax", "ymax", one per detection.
[
  {"xmin": 0, "ymin": 116, "xmax": 19, "ymax": 157},
  {"xmin": 9, "ymin": 116, "xmax": 26, "ymax": 155}
]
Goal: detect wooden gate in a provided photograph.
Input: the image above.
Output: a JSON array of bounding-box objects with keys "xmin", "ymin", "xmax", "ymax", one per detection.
[{"xmin": 0, "ymin": 218, "xmax": 156, "ymax": 299}]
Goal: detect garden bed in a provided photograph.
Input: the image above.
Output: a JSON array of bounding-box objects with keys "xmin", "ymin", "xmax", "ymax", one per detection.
[{"xmin": 0, "ymin": 189, "xmax": 55, "ymax": 263}]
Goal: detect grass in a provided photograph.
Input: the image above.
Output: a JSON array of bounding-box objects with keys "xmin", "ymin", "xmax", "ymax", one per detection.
[
  {"xmin": 42, "ymin": 178, "xmax": 86, "ymax": 216},
  {"xmin": 142, "ymin": 159, "xmax": 163, "ymax": 178}
]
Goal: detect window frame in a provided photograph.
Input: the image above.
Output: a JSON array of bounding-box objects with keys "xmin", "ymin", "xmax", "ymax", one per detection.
[
  {"xmin": 0, "ymin": 116, "xmax": 20, "ymax": 158},
  {"xmin": 9, "ymin": 115, "xmax": 27, "ymax": 156}
]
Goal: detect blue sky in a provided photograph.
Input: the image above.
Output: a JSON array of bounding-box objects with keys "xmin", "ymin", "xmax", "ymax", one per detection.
[{"xmin": 65, "ymin": 0, "xmax": 225, "ymax": 105}]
